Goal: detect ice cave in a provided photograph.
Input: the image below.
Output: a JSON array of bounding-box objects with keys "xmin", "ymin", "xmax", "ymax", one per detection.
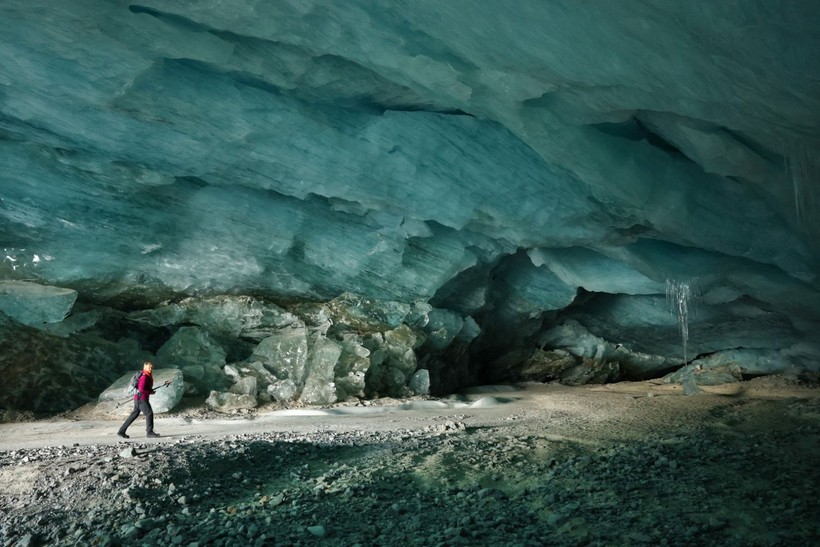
[
  {"xmin": 2, "ymin": 0, "xmax": 818, "ymax": 412},
  {"xmin": 2, "ymin": 1, "xmax": 820, "ymax": 545}
]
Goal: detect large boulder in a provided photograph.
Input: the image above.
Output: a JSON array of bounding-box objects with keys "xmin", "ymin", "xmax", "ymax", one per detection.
[{"xmin": 156, "ymin": 326, "xmax": 228, "ymax": 395}]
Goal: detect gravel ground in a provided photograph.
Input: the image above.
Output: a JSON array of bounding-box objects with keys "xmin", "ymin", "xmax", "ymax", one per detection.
[{"xmin": 1, "ymin": 377, "xmax": 819, "ymax": 546}]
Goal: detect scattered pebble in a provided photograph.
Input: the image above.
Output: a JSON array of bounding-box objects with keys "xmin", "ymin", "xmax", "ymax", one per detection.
[{"xmin": 1, "ymin": 381, "xmax": 818, "ymax": 545}]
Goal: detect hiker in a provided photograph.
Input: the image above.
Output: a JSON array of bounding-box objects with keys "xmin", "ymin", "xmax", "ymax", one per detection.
[{"xmin": 118, "ymin": 361, "xmax": 164, "ymax": 439}]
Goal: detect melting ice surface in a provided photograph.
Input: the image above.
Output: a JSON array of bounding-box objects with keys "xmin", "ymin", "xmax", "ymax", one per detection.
[{"xmin": 666, "ymin": 279, "xmax": 698, "ymax": 366}]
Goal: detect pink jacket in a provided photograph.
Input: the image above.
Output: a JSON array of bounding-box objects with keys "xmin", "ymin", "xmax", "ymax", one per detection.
[{"xmin": 135, "ymin": 372, "xmax": 154, "ymax": 402}]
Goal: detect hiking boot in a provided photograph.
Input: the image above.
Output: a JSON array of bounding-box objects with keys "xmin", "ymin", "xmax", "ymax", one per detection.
[
  {"xmin": 117, "ymin": 432, "xmax": 129, "ymax": 439},
  {"xmin": 147, "ymin": 432, "xmax": 161, "ymax": 438}
]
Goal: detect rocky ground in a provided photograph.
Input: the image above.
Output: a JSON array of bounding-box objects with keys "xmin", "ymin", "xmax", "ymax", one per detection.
[{"xmin": 1, "ymin": 377, "xmax": 819, "ymax": 546}]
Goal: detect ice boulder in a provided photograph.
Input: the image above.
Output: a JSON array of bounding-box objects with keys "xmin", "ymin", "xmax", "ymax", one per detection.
[
  {"xmin": 300, "ymin": 336, "xmax": 342, "ymax": 405},
  {"xmin": 334, "ymin": 334, "xmax": 370, "ymax": 401},
  {"xmin": 421, "ymin": 308, "xmax": 464, "ymax": 350},
  {"xmin": 364, "ymin": 325, "xmax": 420, "ymax": 397},
  {"xmin": 156, "ymin": 326, "xmax": 228, "ymax": 394},
  {"xmin": 251, "ymin": 326, "xmax": 309, "ymax": 385}
]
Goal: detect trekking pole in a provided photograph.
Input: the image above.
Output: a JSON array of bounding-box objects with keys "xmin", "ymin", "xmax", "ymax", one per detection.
[{"xmin": 115, "ymin": 381, "xmax": 172, "ymax": 408}]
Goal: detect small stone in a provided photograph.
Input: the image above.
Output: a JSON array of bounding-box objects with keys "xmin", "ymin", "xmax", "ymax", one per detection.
[
  {"xmin": 307, "ymin": 525, "xmax": 326, "ymax": 538},
  {"xmin": 135, "ymin": 518, "xmax": 153, "ymax": 530}
]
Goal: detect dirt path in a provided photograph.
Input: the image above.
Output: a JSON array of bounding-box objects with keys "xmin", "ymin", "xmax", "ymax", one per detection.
[
  {"xmin": 2, "ymin": 378, "xmax": 819, "ymax": 546},
  {"xmin": 0, "ymin": 380, "xmax": 767, "ymax": 451}
]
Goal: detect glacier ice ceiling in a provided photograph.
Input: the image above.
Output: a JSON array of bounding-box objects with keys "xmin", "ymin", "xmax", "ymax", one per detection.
[{"xmin": 1, "ymin": 0, "xmax": 819, "ymax": 411}]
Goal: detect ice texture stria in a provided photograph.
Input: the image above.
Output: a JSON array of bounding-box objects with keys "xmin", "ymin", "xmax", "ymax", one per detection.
[{"xmin": 1, "ymin": 1, "xmax": 819, "ymax": 410}]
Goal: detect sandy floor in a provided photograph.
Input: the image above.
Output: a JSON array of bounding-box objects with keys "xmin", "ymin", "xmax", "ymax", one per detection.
[{"xmin": 1, "ymin": 377, "xmax": 819, "ymax": 546}]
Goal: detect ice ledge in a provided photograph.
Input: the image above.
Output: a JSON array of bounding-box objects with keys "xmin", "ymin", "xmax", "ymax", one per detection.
[{"xmin": 0, "ymin": 280, "xmax": 77, "ymax": 326}]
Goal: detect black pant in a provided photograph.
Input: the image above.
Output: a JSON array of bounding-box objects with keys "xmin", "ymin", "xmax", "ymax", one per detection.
[{"xmin": 119, "ymin": 399, "xmax": 154, "ymax": 434}]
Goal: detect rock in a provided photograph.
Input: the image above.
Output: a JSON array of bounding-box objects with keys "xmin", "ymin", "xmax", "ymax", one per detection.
[
  {"xmin": 157, "ymin": 327, "xmax": 229, "ymax": 395},
  {"xmin": 0, "ymin": 280, "xmax": 77, "ymax": 326},
  {"xmin": 134, "ymin": 518, "xmax": 154, "ymax": 530},
  {"xmin": 560, "ymin": 358, "xmax": 620, "ymax": 386},
  {"xmin": 205, "ymin": 391, "xmax": 258, "ymax": 411},
  {"xmin": 408, "ymin": 369, "xmax": 430, "ymax": 395},
  {"xmin": 300, "ymin": 336, "xmax": 342, "ymax": 405},
  {"xmin": 307, "ymin": 525, "xmax": 326, "ymax": 538},
  {"xmin": 229, "ymin": 375, "xmax": 258, "ymax": 396},
  {"xmin": 267, "ymin": 380, "xmax": 298, "ymax": 403},
  {"xmin": 13, "ymin": 533, "xmax": 36, "ymax": 547},
  {"xmin": 252, "ymin": 326, "xmax": 309, "ymax": 386}
]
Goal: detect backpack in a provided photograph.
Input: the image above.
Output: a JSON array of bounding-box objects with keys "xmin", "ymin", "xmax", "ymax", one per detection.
[{"xmin": 125, "ymin": 371, "xmax": 143, "ymax": 397}]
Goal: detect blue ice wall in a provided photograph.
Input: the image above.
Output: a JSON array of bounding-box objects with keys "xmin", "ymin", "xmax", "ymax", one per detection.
[{"xmin": 1, "ymin": 1, "xmax": 819, "ymax": 408}]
